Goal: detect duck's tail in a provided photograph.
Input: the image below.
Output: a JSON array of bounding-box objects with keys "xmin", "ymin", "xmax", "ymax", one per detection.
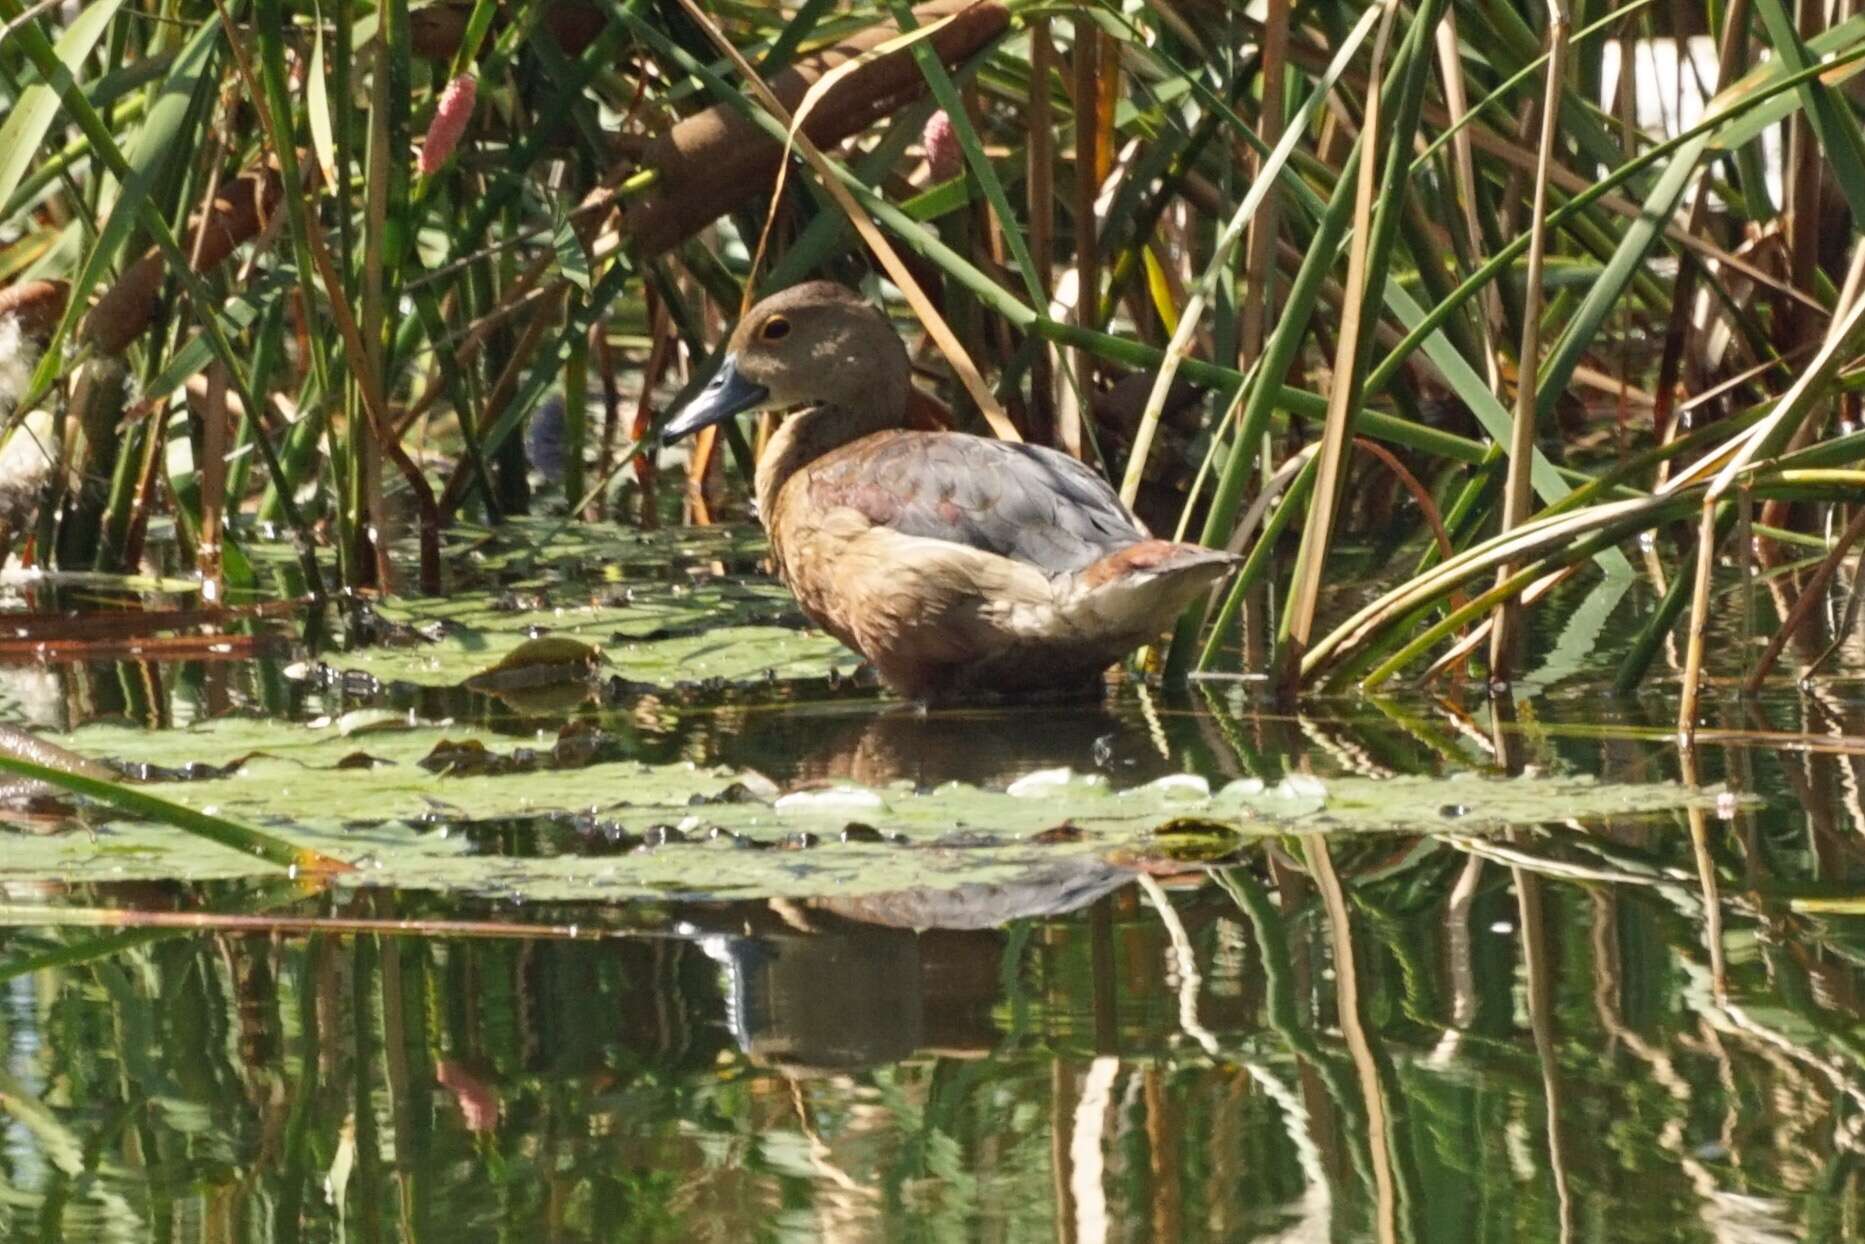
[{"xmin": 1063, "ymin": 540, "xmax": 1241, "ymax": 638}]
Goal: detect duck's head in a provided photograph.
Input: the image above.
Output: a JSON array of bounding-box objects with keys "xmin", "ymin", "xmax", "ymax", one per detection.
[{"xmin": 660, "ymin": 282, "xmax": 909, "ymax": 444}]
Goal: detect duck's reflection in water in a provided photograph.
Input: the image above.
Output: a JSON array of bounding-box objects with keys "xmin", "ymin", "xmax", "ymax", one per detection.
[
  {"xmin": 698, "ymin": 690, "xmax": 1247, "ymax": 791},
  {"xmin": 687, "ymin": 859, "xmax": 1135, "ymax": 1072}
]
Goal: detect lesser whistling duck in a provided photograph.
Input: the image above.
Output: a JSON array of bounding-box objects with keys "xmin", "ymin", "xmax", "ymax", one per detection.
[{"xmin": 661, "ymin": 282, "xmax": 1240, "ymax": 699}]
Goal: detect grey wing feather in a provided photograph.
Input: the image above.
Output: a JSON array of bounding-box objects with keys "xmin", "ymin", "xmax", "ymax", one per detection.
[{"xmin": 817, "ymin": 434, "xmax": 1146, "ymax": 575}]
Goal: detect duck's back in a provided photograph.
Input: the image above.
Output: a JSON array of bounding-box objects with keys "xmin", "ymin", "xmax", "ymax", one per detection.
[{"xmin": 792, "ymin": 430, "xmax": 1148, "ymax": 575}]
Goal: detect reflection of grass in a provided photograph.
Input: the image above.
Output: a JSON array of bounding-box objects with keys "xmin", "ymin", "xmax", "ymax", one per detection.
[{"xmin": 2, "ymin": 766, "xmax": 1863, "ymax": 1240}]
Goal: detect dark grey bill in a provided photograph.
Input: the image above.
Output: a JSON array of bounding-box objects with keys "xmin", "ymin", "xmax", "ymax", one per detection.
[{"xmin": 660, "ymin": 355, "xmax": 769, "ymax": 444}]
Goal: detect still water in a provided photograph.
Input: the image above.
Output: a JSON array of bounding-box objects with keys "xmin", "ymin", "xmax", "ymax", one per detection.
[
  {"xmin": 1, "ymin": 679, "xmax": 1861, "ymax": 1241},
  {"xmin": 0, "ymin": 530, "xmax": 1860, "ymax": 1241}
]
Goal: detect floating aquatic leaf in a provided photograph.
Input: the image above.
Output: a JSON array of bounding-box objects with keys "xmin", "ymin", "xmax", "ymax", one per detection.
[
  {"xmin": 312, "ymin": 576, "xmax": 841, "ymax": 691},
  {"xmin": 1007, "ymin": 767, "xmax": 1105, "ymax": 798},
  {"xmin": 468, "ymin": 634, "xmax": 602, "ymax": 683},
  {"xmin": 334, "ymin": 708, "xmax": 413, "ymax": 738},
  {"xmin": 0, "ymin": 718, "xmax": 1734, "ymax": 901},
  {"xmin": 775, "ymin": 786, "xmax": 888, "ymax": 811}
]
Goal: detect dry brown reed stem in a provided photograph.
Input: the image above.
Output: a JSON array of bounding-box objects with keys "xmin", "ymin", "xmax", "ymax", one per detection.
[
  {"xmin": 1302, "ymin": 833, "xmax": 1399, "ymax": 1242},
  {"xmin": 1279, "ymin": 0, "xmax": 1401, "ymax": 699},
  {"xmin": 1652, "ymin": 0, "xmax": 1753, "ymax": 484},
  {"xmin": 1489, "ymin": 2, "xmax": 1568, "ymax": 681},
  {"xmin": 1677, "ymin": 500, "xmax": 1721, "ymax": 739},
  {"xmin": 1027, "ymin": 18, "xmax": 1062, "ymax": 449},
  {"xmin": 686, "ymin": 424, "xmax": 718, "ymax": 526},
  {"xmin": 1743, "ymin": 502, "xmax": 1865, "ymax": 692},
  {"xmin": 1240, "ymin": 0, "xmax": 1288, "ymax": 377},
  {"xmin": 299, "ymin": 219, "xmax": 444, "ymax": 592},
  {"xmin": 625, "ymin": 296, "xmax": 671, "ymax": 526},
  {"xmin": 185, "ymin": 141, "xmax": 232, "ymax": 601},
  {"xmin": 121, "ymin": 405, "xmax": 169, "ymax": 570},
  {"xmin": 1070, "ymin": 19, "xmax": 1103, "ymax": 459},
  {"xmin": 1356, "ymin": 437, "xmax": 1454, "ymax": 564},
  {"xmin": 199, "ymin": 362, "xmax": 228, "ymax": 600},
  {"xmin": 1432, "ymin": 9, "xmax": 1501, "ymax": 392},
  {"xmin": 436, "ymin": 289, "xmax": 563, "ymax": 518},
  {"xmin": 82, "ymin": 166, "xmax": 284, "ymax": 354},
  {"xmin": 394, "ymin": 250, "xmax": 559, "ymax": 437},
  {"xmin": 1680, "ymin": 242, "xmax": 1865, "ymax": 735},
  {"xmin": 0, "ymin": 279, "xmax": 65, "ymax": 339},
  {"xmin": 592, "ymin": 320, "xmax": 623, "ymax": 521},
  {"xmin": 1421, "ymin": 563, "xmax": 1574, "ymax": 684}
]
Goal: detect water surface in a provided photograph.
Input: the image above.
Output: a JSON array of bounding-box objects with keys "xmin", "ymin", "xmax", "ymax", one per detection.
[{"xmin": 0, "ymin": 526, "xmax": 1860, "ymax": 1241}]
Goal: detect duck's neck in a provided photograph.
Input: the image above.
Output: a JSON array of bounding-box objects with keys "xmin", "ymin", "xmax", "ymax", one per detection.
[{"xmin": 754, "ymin": 393, "xmax": 903, "ymax": 524}]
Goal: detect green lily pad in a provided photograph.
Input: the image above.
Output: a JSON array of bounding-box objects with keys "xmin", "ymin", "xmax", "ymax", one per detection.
[
  {"xmin": 313, "ymin": 574, "xmax": 845, "ymax": 690},
  {"xmin": 437, "ymin": 517, "xmax": 777, "ymax": 576},
  {"xmin": 0, "ymin": 719, "xmax": 1734, "ymax": 902},
  {"xmin": 472, "ymin": 634, "xmax": 605, "ymax": 679}
]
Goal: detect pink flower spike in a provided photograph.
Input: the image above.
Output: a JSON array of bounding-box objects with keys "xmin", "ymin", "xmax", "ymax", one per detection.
[
  {"xmin": 419, "ymin": 74, "xmax": 477, "ymax": 176},
  {"xmin": 922, "ymin": 108, "xmax": 962, "ymax": 181}
]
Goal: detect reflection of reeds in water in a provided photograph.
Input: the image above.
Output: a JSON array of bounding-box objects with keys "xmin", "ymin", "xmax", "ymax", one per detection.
[{"xmin": 0, "ymin": 689, "xmax": 1859, "ymax": 1238}]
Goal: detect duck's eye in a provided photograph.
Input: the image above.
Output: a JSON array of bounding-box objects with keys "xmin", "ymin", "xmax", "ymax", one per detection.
[{"xmin": 760, "ymin": 315, "xmax": 791, "ymax": 342}]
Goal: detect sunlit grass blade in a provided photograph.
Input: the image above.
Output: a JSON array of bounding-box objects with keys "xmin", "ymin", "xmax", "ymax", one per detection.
[
  {"xmin": 0, "ymin": 0, "xmax": 123, "ymax": 218},
  {"xmin": 1489, "ymin": 3, "xmax": 1569, "ymax": 680}
]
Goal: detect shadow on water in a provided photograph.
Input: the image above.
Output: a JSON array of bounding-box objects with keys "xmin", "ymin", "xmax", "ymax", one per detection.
[{"xmin": 0, "ymin": 531, "xmax": 1863, "ymax": 1240}]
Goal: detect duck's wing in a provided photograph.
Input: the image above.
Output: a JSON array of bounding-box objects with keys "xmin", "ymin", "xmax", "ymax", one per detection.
[{"xmin": 805, "ymin": 431, "xmax": 1147, "ymax": 575}]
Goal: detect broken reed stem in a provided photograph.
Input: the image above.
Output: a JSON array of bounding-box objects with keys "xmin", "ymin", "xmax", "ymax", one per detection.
[
  {"xmin": 1240, "ymin": 0, "xmax": 1289, "ymax": 375},
  {"xmin": 1677, "ymin": 500, "xmax": 1719, "ymax": 736},
  {"xmin": 1433, "ymin": 9, "xmax": 1503, "ymax": 393},
  {"xmin": 1488, "ymin": 2, "xmax": 1569, "ymax": 682},
  {"xmin": 1070, "ymin": 15, "xmax": 1102, "ymax": 459},
  {"xmin": 1276, "ymin": 0, "xmax": 1403, "ymax": 700},
  {"xmin": 1028, "ymin": 17, "xmax": 1063, "ymax": 450},
  {"xmin": 1743, "ymin": 498, "xmax": 1865, "ymax": 692}
]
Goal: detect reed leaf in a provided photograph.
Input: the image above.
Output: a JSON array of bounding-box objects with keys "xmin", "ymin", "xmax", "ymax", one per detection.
[{"xmin": 0, "ymin": 753, "xmax": 350, "ymax": 873}]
